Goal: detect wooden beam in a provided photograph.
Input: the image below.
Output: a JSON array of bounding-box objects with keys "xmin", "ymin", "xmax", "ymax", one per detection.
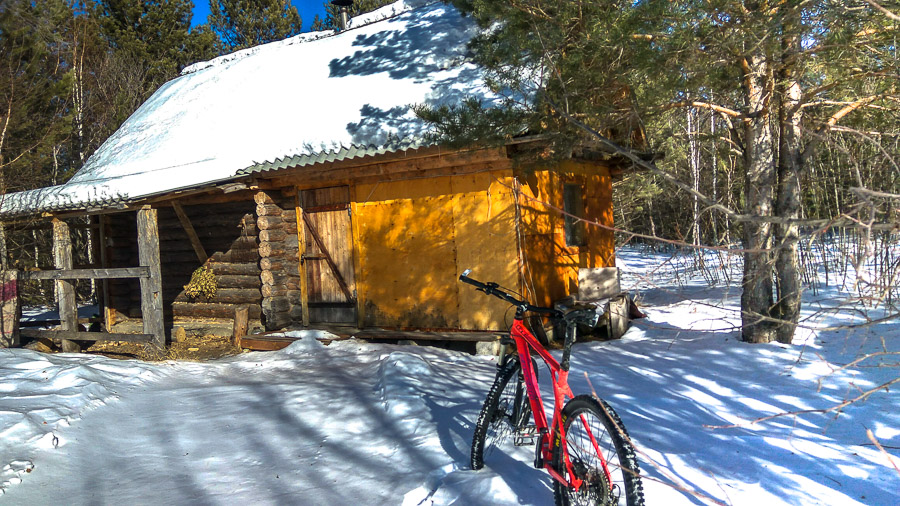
[
  {"xmin": 267, "ymin": 150, "xmax": 510, "ymax": 190},
  {"xmin": 238, "ymin": 335, "xmax": 295, "ymax": 351},
  {"xmin": 171, "ymin": 201, "xmax": 208, "ymax": 263},
  {"xmin": 260, "ymin": 145, "xmax": 506, "ymax": 182},
  {"xmin": 239, "ymin": 327, "xmax": 502, "ymax": 347},
  {"xmin": 349, "ymin": 197, "xmax": 366, "ymax": 329},
  {"xmin": 52, "ymin": 218, "xmax": 79, "ymax": 353},
  {"xmin": 148, "ymin": 187, "xmax": 255, "ymax": 206},
  {"xmin": 99, "ymin": 215, "xmax": 112, "ymax": 331},
  {"xmin": 21, "ymin": 267, "xmax": 151, "ymax": 280},
  {"xmin": 232, "ymin": 305, "xmax": 249, "ymax": 348},
  {"xmin": 326, "ymin": 328, "xmax": 503, "ymax": 342},
  {"xmin": 19, "ymin": 328, "xmax": 153, "ymax": 343},
  {"xmin": 137, "ymin": 208, "xmax": 165, "ymax": 350},
  {"xmin": 20, "ymin": 316, "xmax": 103, "ymax": 327},
  {"xmin": 295, "ymin": 192, "xmax": 309, "ymax": 327}
]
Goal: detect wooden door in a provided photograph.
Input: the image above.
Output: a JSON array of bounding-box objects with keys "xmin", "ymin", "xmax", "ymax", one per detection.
[{"xmin": 299, "ymin": 186, "xmax": 357, "ymax": 324}]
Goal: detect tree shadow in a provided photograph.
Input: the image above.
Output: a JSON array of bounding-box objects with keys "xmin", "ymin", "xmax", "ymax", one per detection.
[
  {"xmin": 566, "ymin": 315, "xmax": 898, "ymax": 505},
  {"xmin": 330, "ymin": 3, "xmax": 494, "ymax": 146}
]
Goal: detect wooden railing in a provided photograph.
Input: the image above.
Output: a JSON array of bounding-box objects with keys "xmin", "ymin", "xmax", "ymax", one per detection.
[
  {"xmin": 19, "ymin": 208, "xmax": 165, "ymax": 350},
  {"xmin": 22, "ymin": 267, "xmax": 150, "ymax": 281}
]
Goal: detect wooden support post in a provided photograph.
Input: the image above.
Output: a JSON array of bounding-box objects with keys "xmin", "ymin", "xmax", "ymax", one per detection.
[
  {"xmin": 232, "ymin": 304, "xmax": 250, "ymax": 348},
  {"xmin": 98, "ymin": 215, "xmax": 112, "ymax": 331},
  {"xmin": 137, "ymin": 208, "xmax": 165, "ymax": 350},
  {"xmin": 52, "ymin": 219, "xmax": 80, "ymax": 353},
  {"xmin": 295, "ymin": 191, "xmax": 310, "ymax": 326},
  {"xmin": 0, "ymin": 270, "xmax": 19, "ymax": 348},
  {"xmin": 172, "ymin": 201, "xmax": 208, "ymax": 263}
]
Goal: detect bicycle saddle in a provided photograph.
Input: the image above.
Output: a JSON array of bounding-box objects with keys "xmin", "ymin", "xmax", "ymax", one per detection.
[{"xmin": 560, "ymin": 304, "xmax": 601, "ymax": 327}]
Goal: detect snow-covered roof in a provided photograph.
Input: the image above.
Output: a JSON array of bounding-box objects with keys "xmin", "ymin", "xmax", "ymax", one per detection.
[{"xmin": 1, "ymin": 0, "xmax": 494, "ymax": 217}]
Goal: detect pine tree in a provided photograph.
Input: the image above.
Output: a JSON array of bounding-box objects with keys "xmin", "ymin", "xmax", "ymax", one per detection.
[
  {"xmin": 208, "ymin": 0, "xmax": 302, "ymax": 51},
  {"xmin": 92, "ymin": 0, "xmax": 218, "ymax": 94},
  {"xmin": 312, "ymin": 0, "xmax": 394, "ymax": 31},
  {"xmin": 0, "ymin": 0, "xmax": 74, "ymax": 192},
  {"xmin": 426, "ymin": 0, "xmax": 899, "ymax": 345}
]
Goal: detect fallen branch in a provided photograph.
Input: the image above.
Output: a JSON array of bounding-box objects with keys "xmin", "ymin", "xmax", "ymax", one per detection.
[{"xmin": 867, "ymin": 429, "xmax": 900, "ymax": 477}]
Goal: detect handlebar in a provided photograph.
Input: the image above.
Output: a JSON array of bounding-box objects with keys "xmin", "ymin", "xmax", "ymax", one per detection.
[
  {"xmin": 459, "ymin": 271, "xmax": 560, "ymax": 317},
  {"xmin": 461, "ymin": 270, "xmax": 601, "ymax": 372}
]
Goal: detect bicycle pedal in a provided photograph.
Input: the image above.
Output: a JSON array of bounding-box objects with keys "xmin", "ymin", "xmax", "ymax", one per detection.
[
  {"xmin": 514, "ymin": 435, "xmax": 536, "ymax": 446},
  {"xmin": 514, "ymin": 426, "xmax": 538, "ymax": 446}
]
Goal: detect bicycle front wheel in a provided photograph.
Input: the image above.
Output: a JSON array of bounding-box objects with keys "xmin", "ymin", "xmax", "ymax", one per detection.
[
  {"xmin": 470, "ymin": 358, "xmax": 531, "ymax": 470},
  {"xmin": 552, "ymin": 395, "xmax": 644, "ymax": 506}
]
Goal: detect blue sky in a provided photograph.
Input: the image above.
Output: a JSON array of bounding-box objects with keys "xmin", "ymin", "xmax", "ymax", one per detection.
[{"xmin": 191, "ymin": 1, "xmax": 328, "ymax": 31}]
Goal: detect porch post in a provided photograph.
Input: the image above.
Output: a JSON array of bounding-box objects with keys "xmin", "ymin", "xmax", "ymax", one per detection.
[
  {"xmin": 52, "ymin": 218, "xmax": 79, "ymax": 353},
  {"xmin": 137, "ymin": 207, "xmax": 165, "ymax": 350}
]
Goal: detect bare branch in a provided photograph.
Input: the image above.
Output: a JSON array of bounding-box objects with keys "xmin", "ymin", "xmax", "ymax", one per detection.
[
  {"xmin": 862, "ymin": 0, "xmax": 900, "ymax": 21},
  {"xmin": 827, "ymin": 95, "xmax": 889, "ymax": 127},
  {"xmin": 660, "ymin": 100, "xmax": 743, "ymax": 118},
  {"xmin": 867, "ymin": 429, "xmax": 900, "ymax": 477}
]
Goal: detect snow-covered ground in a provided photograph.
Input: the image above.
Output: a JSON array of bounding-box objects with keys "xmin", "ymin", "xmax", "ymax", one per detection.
[{"xmin": 1, "ymin": 248, "xmax": 897, "ymax": 504}]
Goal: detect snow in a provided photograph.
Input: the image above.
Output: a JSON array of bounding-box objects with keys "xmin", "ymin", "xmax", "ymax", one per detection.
[
  {"xmin": 0, "ymin": 0, "xmax": 495, "ymax": 217},
  {"xmin": 1, "ymin": 247, "xmax": 898, "ymax": 504}
]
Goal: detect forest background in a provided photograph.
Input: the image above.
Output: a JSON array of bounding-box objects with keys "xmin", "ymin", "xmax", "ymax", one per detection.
[{"xmin": 0, "ymin": 0, "xmax": 898, "ymax": 347}]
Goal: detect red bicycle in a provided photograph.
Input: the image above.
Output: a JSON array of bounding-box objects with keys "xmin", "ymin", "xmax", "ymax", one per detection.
[{"xmin": 461, "ymin": 270, "xmax": 644, "ymax": 506}]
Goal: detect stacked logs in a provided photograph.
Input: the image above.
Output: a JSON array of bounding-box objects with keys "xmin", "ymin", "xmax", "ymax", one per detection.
[{"xmin": 255, "ymin": 191, "xmax": 302, "ymax": 330}]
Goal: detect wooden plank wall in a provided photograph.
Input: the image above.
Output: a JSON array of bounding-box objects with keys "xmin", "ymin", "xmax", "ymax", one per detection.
[
  {"xmin": 353, "ymin": 169, "xmax": 519, "ymax": 331},
  {"xmin": 517, "ymin": 160, "xmax": 615, "ymax": 308},
  {"xmin": 300, "ymin": 186, "xmax": 356, "ymax": 324},
  {"xmin": 106, "ymin": 197, "xmax": 263, "ymax": 322}
]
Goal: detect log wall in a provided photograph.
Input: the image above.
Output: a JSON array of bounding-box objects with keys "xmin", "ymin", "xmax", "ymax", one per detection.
[
  {"xmin": 105, "ymin": 196, "xmax": 262, "ymax": 323},
  {"xmin": 100, "ymin": 154, "xmax": 615, "ymax": 332},
  {"xmin": 255, "ymin": 190, "xmax": 302, "ymax": 330}
]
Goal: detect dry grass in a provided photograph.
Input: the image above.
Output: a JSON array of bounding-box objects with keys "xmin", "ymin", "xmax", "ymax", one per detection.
[{"xmin": 88, "ymin": 333, "xmax": 243, "ymax": 362}]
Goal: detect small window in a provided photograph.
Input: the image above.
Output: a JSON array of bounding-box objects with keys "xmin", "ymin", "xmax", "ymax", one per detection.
[{"xmin": 563, "ymin": 183, "xmax": 586, "ymax": 247}]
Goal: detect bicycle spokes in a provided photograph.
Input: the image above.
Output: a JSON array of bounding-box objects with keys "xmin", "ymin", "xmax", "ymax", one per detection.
[{"xmin": 557, "ymin": 399, "xmax": 635, "ymax": 506}]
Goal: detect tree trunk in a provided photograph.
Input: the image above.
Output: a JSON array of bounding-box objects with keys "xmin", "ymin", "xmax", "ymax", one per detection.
[
  {"xmin": 740, "ymin": 54, "xmax": 777, "ymax": 344},
  {"xmin": 710, "ymin": 114, "xmax": 719, "ymax": 244},
  {"xmin": 773, "ymin": 28, "xmax": 804, "ymax": 345},
  {"xmin": 688, "ymin": 107, "xmax": 701, "ymax": 246}
]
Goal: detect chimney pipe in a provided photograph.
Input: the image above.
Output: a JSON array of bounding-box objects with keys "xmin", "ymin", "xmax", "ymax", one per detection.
[{"xmin": 332, "ymin": 0, "xmax": 353, "ymax": 30}]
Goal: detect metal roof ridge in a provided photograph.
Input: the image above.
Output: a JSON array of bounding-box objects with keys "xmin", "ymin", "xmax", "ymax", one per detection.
[{"xmin": 237, "ymin": 137, "xmax": 434, "ymax": 175}]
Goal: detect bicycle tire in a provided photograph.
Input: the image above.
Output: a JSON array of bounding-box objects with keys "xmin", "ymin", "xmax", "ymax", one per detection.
[
  {"xmin": 471, "ymin": 358, "xmax": 532, "ymax": 470},
  {"xmin": 552, "ymin": 395, "xmax": 644, "ymax": 506}
]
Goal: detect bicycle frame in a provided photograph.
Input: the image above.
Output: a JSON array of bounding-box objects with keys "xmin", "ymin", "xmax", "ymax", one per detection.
[{"xmin": 508, "ymin": 316, "xmax": 614, "ymax": 493}]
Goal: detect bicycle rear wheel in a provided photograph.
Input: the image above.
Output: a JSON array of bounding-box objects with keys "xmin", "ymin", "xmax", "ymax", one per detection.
[
  {"xmin": 470, "ymin": 358, "xmax": 532, "ymax": 470},
  {"xmin": 552, "ymin": 395, "xmax": 644, "ymax": 506}
]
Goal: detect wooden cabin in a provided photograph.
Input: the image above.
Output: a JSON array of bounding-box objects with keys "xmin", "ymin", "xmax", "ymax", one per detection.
[
  {"xmin": 94, "ymin": 144, "xmax": 620, "ymax": 333},
  {"xmin": 0, "ymin": 1, "xmax": 630, "ymax": 348}
]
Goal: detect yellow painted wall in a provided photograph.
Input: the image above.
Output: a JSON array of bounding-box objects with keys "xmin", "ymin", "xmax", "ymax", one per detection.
[
  {"xmin": 325, "ymin": 159, "xmax": 614, "ymax": 330},
  {"xmin": 517, "ymin": 160, "xmax": 615, "ymax": 307},
  {"xmin": 353, "ymin": 170, "xmax": 519, "ymax": 330},
  {"xmin": 450, "ymin": 172, "xmax": 519, "ymax": 330}
]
